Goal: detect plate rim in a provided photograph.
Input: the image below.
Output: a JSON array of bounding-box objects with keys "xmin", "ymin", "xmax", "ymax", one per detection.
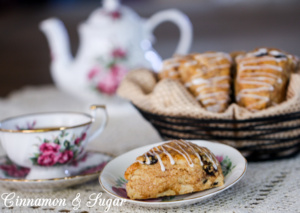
[
  {"xmin": 99, "ymin": 140, "xmax": 247, "ymax": 205},
  {"xmin": 0, "ymin": 151, "xmax": 114, "ymax": 183}
]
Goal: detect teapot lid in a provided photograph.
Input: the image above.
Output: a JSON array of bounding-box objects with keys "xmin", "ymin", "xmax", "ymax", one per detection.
[
  {"xmin": 103, "ymin": 0, "xmax": 120, "ymax": 12},
  {"xmin": 84, "ymin": 0, "xmax": 143, "ymax": 29}
]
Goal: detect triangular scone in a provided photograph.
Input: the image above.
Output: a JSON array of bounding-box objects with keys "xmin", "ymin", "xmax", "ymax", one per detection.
[
  {"xmin": 235, "ymin": 48, "xmax": 299, "ymax": 111},
  {"xmin": 178, "ymin": 52, "xmax": 232, "ymax": 113},
  {"xmin": 124, "ymin": 140, "xmax": 224, "ymax": 200}
]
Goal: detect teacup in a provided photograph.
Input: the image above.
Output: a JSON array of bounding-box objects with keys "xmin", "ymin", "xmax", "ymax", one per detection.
[{"xmin": 0, "ymin": 105, "xmax": 107, "ymax": 179}]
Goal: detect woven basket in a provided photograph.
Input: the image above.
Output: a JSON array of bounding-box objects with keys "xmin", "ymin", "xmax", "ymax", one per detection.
[{"xmin": 118, "ymin": 69, "xmax": 300, "ymax": 161}]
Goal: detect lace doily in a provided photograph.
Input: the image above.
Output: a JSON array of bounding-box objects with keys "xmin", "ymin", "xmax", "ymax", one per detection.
[{"xmin": 0, "ymin": 86, "xmax": 299, "ymax": 212}]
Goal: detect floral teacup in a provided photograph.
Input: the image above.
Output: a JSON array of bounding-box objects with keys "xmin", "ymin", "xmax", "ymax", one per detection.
[{"xmin": 0, "ymin": 105, "xmax": 107, "ymax": 179}]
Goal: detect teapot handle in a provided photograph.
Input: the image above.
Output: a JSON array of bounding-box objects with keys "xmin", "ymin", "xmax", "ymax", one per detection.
[
  {"xmin": 88, "ymin": 105, "xmax": 108, "ymax": 143},
  {"xmin": 146, "ymin": 9, "xmax": 193, "ymax": 55}
]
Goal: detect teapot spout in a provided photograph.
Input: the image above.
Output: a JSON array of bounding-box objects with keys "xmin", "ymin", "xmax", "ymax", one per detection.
[{"xmin": 40, "ymin": 18, "xmax": 72, "ymax": 69}]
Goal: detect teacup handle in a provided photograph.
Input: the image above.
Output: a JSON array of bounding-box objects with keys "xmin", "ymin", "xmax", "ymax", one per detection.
[
  {"xmin": 146, "ymin": 9, "xmax": 193, "ymax": 55},
  {"xmin": 88, "ymin": 105, "xmax": 108, "ymax": 142}
]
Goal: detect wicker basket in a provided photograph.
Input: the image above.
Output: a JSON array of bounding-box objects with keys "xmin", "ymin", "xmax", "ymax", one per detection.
[
  {"xmin": 134, "ymin": 105, "xmax": 300, "ymax": 161},
  {"xmin": 118, "ymin": 69, "xmax": 300, "ymax": 161}
]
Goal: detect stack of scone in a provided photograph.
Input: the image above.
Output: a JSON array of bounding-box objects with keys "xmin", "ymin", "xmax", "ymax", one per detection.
[{"xmin": 158, "ymin": 48, "xmax": 299, "ymax": 112}]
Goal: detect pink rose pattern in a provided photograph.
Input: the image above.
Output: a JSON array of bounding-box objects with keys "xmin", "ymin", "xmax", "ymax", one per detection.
[
  {"xmin": 58, "ymin": 150, "xmax": 74, "ymax": 164},
  {"xmin": 16, "ymin": 120, "xmax": 36, "ymax": 130},
  {"xmin": 0, "ymin": 158, "xmax": 29, "ymax": 178},
  {"xmin": 104, "ymin": 10, "xmax": 122, "ymax": 20},
  {"xmin": 39, "ymin": 142, "xmax": 60, "ymax": 153},
  {"xmin": 88, "ymin": 67, "xmax": 100, "ymax": 80},
  {"xmin": 37, "ymin": 152, "xmax": 59, "ymax": 166},
  {"xmin": 30, "ymin": 130, "xmax": 87, "ymax": 167},
  {"xmin": 215, "ymin": 155, "xmax": 224, "ymax": 163},
  {"xmin": 71, "ymin": 152, "xmax": 88, "ymax": 167},
  {"xmin": 88, "ymin": 47, "xmax": 128, "ymax": 95},
  {"xmin": 112, "ymin": 48, "xmax": 126, "ymax": 58},
  {"xmin": 79, "ymin": 161, "xmax": 107, "ymax": 175},
  {"xmin": 0, "ymin": 155, "xmax": 108, "ymax": 179}
]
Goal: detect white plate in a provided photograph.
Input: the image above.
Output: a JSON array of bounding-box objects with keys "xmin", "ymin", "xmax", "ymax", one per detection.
[
  {"xmin": 0, "ymin": 151, "xmax": 112, "ymax": 191},
  {"xmin": 99, "ymin": 140, "xmax": 247, "ymax": 208}
]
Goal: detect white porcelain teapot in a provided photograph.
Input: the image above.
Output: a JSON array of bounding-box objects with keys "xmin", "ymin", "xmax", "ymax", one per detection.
[{"xmin": 40, "ymin": 0, "xmax": 192, "ymax": 100}]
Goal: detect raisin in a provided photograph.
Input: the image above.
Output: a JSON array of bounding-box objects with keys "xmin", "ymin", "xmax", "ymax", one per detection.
[
  {"xmin": 203, "ymin": 164, "xmax": 215, "ymax": 176},
  {"xmin": 200, "ymin": 154, "xmax": 217, "ymax": 176},
  {"xmin": 255, "ymin": 52, "xmax": 268, "ymax": 57},
  {"xmin": 213, "ymin": 182, "xmax": 218, "ymax": 185},
  {"xmin": 203, "ymin": 179, "xmax": 208, "ymax": 184},
  {"xmin": 274, "ymin": 54, "xmax": 286, "ymax": 59},
  {"xmin": 145, "ymin": 155, "xmax": 158, "ymax": 165}
]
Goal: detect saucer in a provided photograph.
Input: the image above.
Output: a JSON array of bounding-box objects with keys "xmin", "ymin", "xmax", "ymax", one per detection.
[
  {"xmin": 99, "ymin": 140, "xmax": 247, "ymax": 208},
  {"xmin": 0, "ymin": 151, "xmax": 113, "ymax": 191}
]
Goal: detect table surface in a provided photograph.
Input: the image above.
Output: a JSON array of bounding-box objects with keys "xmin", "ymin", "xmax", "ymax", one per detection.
[{"xmin": 0, "ymin": 86, "xmax": 300, "ymax": 213}]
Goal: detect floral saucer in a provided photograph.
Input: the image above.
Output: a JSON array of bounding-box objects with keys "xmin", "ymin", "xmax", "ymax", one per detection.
[
  {"xmin": 0, "ymin": 151, "xmax": 112, "ymax": 191},
  {"xmin": 99, "ymin": 140, "xmax": 247, "ymax": 208}
]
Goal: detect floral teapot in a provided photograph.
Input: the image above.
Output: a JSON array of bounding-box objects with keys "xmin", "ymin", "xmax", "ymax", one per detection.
[{"xmin": 40, "ymin": 0, "xmax": 192, "ymax": 100}]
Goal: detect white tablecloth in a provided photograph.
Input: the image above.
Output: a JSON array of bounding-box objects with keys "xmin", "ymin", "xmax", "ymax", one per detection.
[{"xmin": 0, "ymin": 86, "xmax": 299, "ymax": 213}]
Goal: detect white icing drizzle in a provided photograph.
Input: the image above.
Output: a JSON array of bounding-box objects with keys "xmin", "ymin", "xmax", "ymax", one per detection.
[
  {"xmin": 187, "ymin": 76, "xmax": 230, "ymax": 87},
  {"xmin": 196, "ymin": 52, "xmax": 232, "ymax": 62},
  {"xmin": 237, "ymin": 80, "xmax": 274, "ymax": 88},
  {"xmin": 163, "ymin": 60, "xmax": 180, "ymax": 70},
  {"xmin": 168, "ymin": 71, "xmax": 178, "ymax": 77},
  {"xmin": 160, "ymin": 145, "xmax": 175, "ymax": 165},
  {"xmin": 252, "ymin": 48, "xmax": 267, "ymax": 56},
  {"xmin": 196, "ymin": 91, "xmax": 229, "ymax": 100},
  {"xmin": 239, "ymin": 64, "xmax": 283, "ymax": 72},
  {"xmin": 185, "ymin": 78, "xmax": 207, "ymax": 87},
  {"xmin": 139, "ymin": 140, "xmax": 219, "ymax": 172},
  {"xmin": 194, "ymin": 146, "xmax": 218, "ymax": 170},
  {"xmin": 184, "ymin": 60, "xmax": 198, "ymax": 66},
  {"xmin": 196, "ymin": 83, "xmax": 230, "ymax": 91},
  {"xmin": 210, "ymin": 64, "xmax": 231, "ymax": 70},
  {"xmin": 237, "ymin": 93, "xmax": 269, "ymax": 102},
  {"xmin": 202, "ymin": 97, "xmax": 228, "ymax": 105},
  {"xmin": 239, "ymin": 72, "xmax": 282, "ymax": 84},
  {"xmin": 241, "ymin": 56, "xmax": 287, "ymax": 64},
  {"xmin": 270, "ymin": 50, "xmax": 281, "ymax": 56},
  {"xmin": 198, "ymin": 93, "xmax": 229, "ymax": 107},
  {"xmin": 156, "ymin": 157, "xmax": 165, "ymax": 172},
  {"xmin": 176, "ymin": 140, "xmax": 203, "ymax": 166},
  {"xmin": 161, "ymin": 57, "xmax": 182, "ymax": 77},
  {"xmin": 174, "ymin": 141, "xmax": 195, "ymax": 166},
  {"xmin": 147, "ymin": 148, "xmax": 165, "ymax": 171},
  {"xmin": 144, "ymin": 153, "xmax": 150, "ymax": 164},
  {"xmin": 164, "ymin": 144, "xmax": 194, "ymax": 167}
]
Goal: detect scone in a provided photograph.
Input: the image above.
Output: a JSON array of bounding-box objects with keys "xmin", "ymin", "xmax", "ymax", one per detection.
[
  {"xmin": 235, "ymin": 47, "xmax": 299, "ymax": 111},
  {"xmin": 178, "ymin": 52, "xmax": 232, "ymax": 113},
  {"xmin": 124, "ymin": 140, "xmax": 224, "ymax": 200},
  {"xmin": 158, "ymin": 55, "xmax": 186, "ymax": 80}
]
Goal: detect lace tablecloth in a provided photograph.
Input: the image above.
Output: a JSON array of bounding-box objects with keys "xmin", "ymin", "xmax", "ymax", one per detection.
[{"xmin": 0, "ymin": 86, "xmax": 299, "ymax": 213}]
